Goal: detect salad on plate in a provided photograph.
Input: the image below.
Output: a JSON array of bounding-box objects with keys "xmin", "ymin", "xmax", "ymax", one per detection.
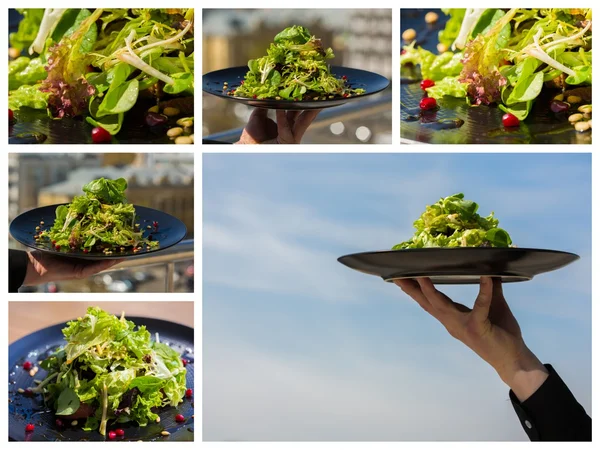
[
  {"xmin": 27, "ymin": 307, "xmax": 187, "ymax": 436},
  {"xmin": 230, "ymin": 25, "xmax": 366, "ymax": 101},
  {"xmin": 401, "ymin": 9, "xmax": 592, "ymax": 128},
  {"xmin": 393, "ymin": 193, "xmax": 513, "ymax": 249},
  {"xmin": 9, "ymin": 8, "xmax": 194, "ymax": 142},
  {"xmin": 38, "ymin": 177, "xmax": 159, "ymax": 254}
]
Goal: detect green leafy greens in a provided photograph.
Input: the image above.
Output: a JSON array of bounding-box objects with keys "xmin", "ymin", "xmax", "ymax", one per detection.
[
  {"xmin": 39, "ymin": 177, "xmax": 159, "ymax": 254},
  {"xmin": 8, "ymin": 8, "xmax": 194, "ymax": 135},
  {"xmin": 34, "ymin": 307, "xmax": 187, "ymax": 435},
  {"xmin": 233, "ymin": 25, "xmax": 365, "ymax": 101},
  {"xmin": 401, "ymin": 9, "xmax": 592, "ymax": 120},
  {"xmin": 392, "ymin": 193, "xmax": 513, "ymax": 249}
]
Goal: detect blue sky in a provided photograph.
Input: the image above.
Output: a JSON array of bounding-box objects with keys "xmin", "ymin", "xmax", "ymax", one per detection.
[{"xmin": 202, "ymin": 153, "xmax": 591, "ymax": 441}]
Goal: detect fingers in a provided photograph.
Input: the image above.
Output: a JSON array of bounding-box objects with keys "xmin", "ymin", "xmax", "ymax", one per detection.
[
  {"xmin": 286, "ymin": 110, "xmax": 301, "ymax": 124},
  {"xmin": 250, "ymin": 108, "xmax": 269, "ymax": 121},
  {"xmin": 292, "ymin": 109, "xmax": 321, "ymax": 140},
  {"xmin": 416, "ymin": 278, "xmax": 453, "ymax": 312},
  {"xmin": 275, "ymin": 110, "xmax": 294, "ymax": 143},
  {"xmin": 80, "ymin": 258, "xmax": 123, "ymax": 278},
  {"xmin": 393, "ymin": 279, "xmax": 433, "ymax": 314},
  {"xmin": 471, "ymin": 277, "xmax": 494, "ymax": 322}
]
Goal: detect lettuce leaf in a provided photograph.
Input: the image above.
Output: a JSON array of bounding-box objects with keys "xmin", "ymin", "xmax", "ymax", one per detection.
[
  {"xmin": 8, "ymin": 84, "xmax": 50, "ymax": 110},
  {"xmin": 439, "ymin": 9, "xmax": 466, "ymax": 47},
  {"xmin": 9, "ymin": 9, "xmax": 44, "ymax": 51},
  {"xmin": 9, "ymin": 56, "xmax": 47, "ymax": 90}
]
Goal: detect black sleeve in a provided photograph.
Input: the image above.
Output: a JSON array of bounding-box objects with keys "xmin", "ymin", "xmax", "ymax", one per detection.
[
  {"xmin": 509, "ymin": 364, "xmax": 591, "ymax": 441},
  {"xmin": 9, "ymin": 249, "xmax": 28, "ymax": 293}
]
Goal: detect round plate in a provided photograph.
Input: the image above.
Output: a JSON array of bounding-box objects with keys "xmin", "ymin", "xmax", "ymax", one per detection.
[
  {"xmin": 9, "ymin": 317, "xmax": 194, "ymax": 441},
  {"xmin": 203, "ymin": 66, "xmax": 390, "ymax": 110},
  {"xmin": 337, "ymin": 247, "xmax": 580, "ymax": 285},
  {"xmin": 400, "ymin": 9, "xmax": 592, "ymax": 145},
  {"xmin": 10, "ymin": 204, "xmax": 187, "ymax": 260}
]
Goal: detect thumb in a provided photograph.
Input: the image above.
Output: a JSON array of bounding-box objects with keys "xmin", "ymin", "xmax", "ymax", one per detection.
[{"xmin": 471, "ymin": 276, "xmax": 494, "ymax": 322}]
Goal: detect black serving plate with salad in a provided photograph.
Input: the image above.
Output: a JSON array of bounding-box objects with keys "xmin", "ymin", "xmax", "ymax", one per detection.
[
  {"xmin": 338, "ymin": 248, "xmax": 580, "ymax": 285},
  {"xmin": 8, "ymin": 316, "xmax": 194, "ymax": 441},
  {"xmin": 10, "ymin": 204, "xmax": 187, "ymax": 260},
  {"xmin": 9, "ymin": 9, "xmax": 194, "ymax": 145},
  {"xmin": 400, "ymin": 9, "xmax": 592, "ymax": 144},
  {"xmin": 203, "ymin": 65, "xmax": 390, "ymax": 110}
]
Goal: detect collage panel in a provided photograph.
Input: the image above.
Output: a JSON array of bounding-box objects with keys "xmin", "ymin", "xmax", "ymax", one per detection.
[
  {"xmin": 202, "ymin": 8, "xmax": 392, "ymax": 144},
  {"xmin": 400, "ymin": 8, "xmax": 592, "ymax": 144},
  {"xmin": 203, "ymin": 152, "xmax": 591, "ymax": 441},
  {"xmin": 8, "ymin": 152, "xmax": 194, "ymax": 293},
  {"xmin": 8, "ymin": 301, "xmax": 194, "ymax": 441},
  {"xmin": 9, "ymin": 8, "xmax": 195, "ymax": 145}
]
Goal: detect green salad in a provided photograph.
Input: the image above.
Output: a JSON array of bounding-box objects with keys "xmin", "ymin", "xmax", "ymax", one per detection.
[
  {"xmin": 9, "ymin": 8, "xmax": 194, "ymax": 136},
  {"xmin": 30, "ymin": 307, "xmax": 187, "ymax": 435},
  {"xmin": 38, "ymin": 177, "xmax": 159, "ymax": 254},
  {"xmin": 231, "ymin": 25, "xmax": 365, "ymax": 101},
  {"xmin": 392, "ymin": 193, "xmax": 513, "ymax": 249},
  {"xmin": 401, "ymin": 9, "xmax": 592, "ymax": 121}
]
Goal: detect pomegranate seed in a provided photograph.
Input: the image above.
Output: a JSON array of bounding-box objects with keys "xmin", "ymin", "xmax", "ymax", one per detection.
[
  {"xmin": 502, "ymin": 113, "xmax": 520, "ymax": 127},
  {"xmin": 419, "ymin": 97, "xmax": 437, "ymax": 110},
  {"xmin": 342, "ymin": 75, "xmax": 347, "ymax": 80},
  {"xmin": 9, "ymin": 109, "xmax": 14, "ymax": 123},
  {"xmin": 253, "ymin": 95, "xmax": 257, "ymax": 99},
  {"xmin": 231, "ymin": 90, "xmax": 236, "ymax": 95},
  {"xmin": 175, "ymin": 414, "xmax": 185, "ymax": 423},
  {"xmin": 83, "ymin": 248, "xmax": 89, "ymax": 253},
  {"xmin": 550, "ymin": 100, "xmax": 570, "ymax": 113},
  {"xmin": 91, "ymin": 126, "xmax": 111, "ymax": 144},
  {"xmin": 23, "ymin": 361, "xmax": 32, "ymax": 370},
  {"xmin": 401, "ymin": 49, "xmax": 406, "ymax": 55},
  {"xmin": 24, "ymin": 389, "xmax": 33, "ymax": 397},
  {"xmin": 25, "ymin": 423, "xmax": 35, "ymax": 432},
  {"xmin": 52, "ymin": 240, "xmax": 56, "ymax": 245},
  {"xmin": 55, "ymin": 419, "xmax": 64, "ymax": 428},
  {"xmin": 153, "ymin": 221, "xmax": 159, "ymax": 228},
  {"xmin": 420, "ymin": 79, "xmax": 435, "ymax": 90},
  {"xmin": 240, "ymin": 80, "xmax": 244, "ymax": 85},
  {"xmin": 55, "ymin": 244, "xmax": 61, "ymax": 250},
  {"xmin": 145, "ymin": 112, "xmax": 168, "ymax": 128},
  {"xmin": 108, "ymin": 430, "xmax": 117, "ymax": 440},
  {"xmin": 115, "ymin": 428, "xmax": 125, "ymax": 437},
  {"xmin": 181, "ymin": 359, "xmax": 188, "ymax": 367},
  {"xmin": 185, "ymin": 388, "xmax": 193, "ymax": 398}
]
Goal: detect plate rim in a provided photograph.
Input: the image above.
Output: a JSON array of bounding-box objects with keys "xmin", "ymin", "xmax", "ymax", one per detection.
[{"xmin": 9, "ymin": 203, "xmax": 188, "ymax": 260}]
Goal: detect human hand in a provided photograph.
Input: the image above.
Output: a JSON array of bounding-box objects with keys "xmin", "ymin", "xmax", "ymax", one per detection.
[
  {"xmin": 23, "ymin": 251, "xmax": 123, "ymax": 287},
  {"xmin": 395, "ymin": 277, "xmax": 549, "ymax": 401},
  {"xmin": 235, "ymin": 108, "xmax": 321, "ymax": 144}
]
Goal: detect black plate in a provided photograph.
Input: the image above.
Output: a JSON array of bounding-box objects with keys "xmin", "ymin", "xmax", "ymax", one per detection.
[
  {"xmin": 400, "ymin": 9, "xmax": 592, "ymax": 144},
  {"xmin": 338, "ymin": 248, "xmax": 580, "ymax": 285},
  {"xmin": 10, "ymin": 204, "xmax": 187, "ymax": 260},
  {"xmin": 203, "ymin": 66, "xmax": 390, "ymax": 110},
  {"xmin": 9, "ymin": 317, "xmax": 194, "ymax": 441}
]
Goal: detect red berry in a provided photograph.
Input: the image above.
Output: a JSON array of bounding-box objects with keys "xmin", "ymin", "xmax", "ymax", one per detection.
[
  {"xmin": 24, "ymin": 389, "xmax": 33, "ymax": 397},
  {"xmin": 23, "ymin": 361, "xmax": 32, "ymax": 370},
  {"xmin": 181, "ymin": 359, "xmax": 188, "ymax": 367},
  {"xmin": 9, "ymin": 109, "xmax": 14, "ymax": 123},
  {"xmin": 108, "ymin": 430, "xmax": 117, "ymax": 440},
  {"xmin": 91, "ymin": 127, "xmax": 111, "ymax": 144},
  {"xmin": 115, "ymin": 428, "xmax": 125, "ymax": 437},
  {"xmin": 420, "ymin": 79, "xmax": 435, "ymax": 90},
  {"xmin": 175, "ymin": 414, "xmax": 185, "ymax": 423},
  {"xmin": 502, "ymin": 113, "xmax": 520, "ymax": 127},
  {"xmin": 25, "ymin": 424, "xmax": 35, "ymax": 432},
  {"xmin": 55, "ymin": 419, "xmax": 64, "ymax": 428},
  {"xmin": 185, "ymin": 388, "xmax": 193, "ymax": 398},
  {"xmin": 419, "ymin": 97, "xmax": 437, "ymax": 110}
]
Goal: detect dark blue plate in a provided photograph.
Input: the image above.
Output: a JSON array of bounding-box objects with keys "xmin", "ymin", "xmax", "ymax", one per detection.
[
  {"xmin": 9, "ymin": 317, "xmax": 194, "ymax": 441},
  {"xmin": 338, "ymin": 247, "xmax": 580, "ymax": 284},
  {"xmin": 203, "ymin": 65, "xmax": 390, "ymax": 110},
  {"xmin": 9, "ymin": 204, "xmax": 187, "ymax": 260}
]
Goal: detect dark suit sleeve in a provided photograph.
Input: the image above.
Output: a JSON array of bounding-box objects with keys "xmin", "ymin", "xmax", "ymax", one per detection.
[
  {"xmin": 509, "ymin": 364, "xmax": 591, "ymax": 441},
  {"xmin": 9, "ymin": 250, "xmax": 28, "ymax": 293}
]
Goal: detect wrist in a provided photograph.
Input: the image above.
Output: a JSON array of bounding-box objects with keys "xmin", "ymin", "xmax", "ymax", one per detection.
[{"xmin": 496, "ymin": 347, "xmax": 549, "ymax": 402}]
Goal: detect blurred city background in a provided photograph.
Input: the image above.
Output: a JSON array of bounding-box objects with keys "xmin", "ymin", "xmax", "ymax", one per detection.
[
  {"xmin": 9, "ymin": 153, "xmax": 194, "ymax": 293},
  {"xmin": 203, "ymin": 9, "xmax": 392, "ymax": 144}
]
